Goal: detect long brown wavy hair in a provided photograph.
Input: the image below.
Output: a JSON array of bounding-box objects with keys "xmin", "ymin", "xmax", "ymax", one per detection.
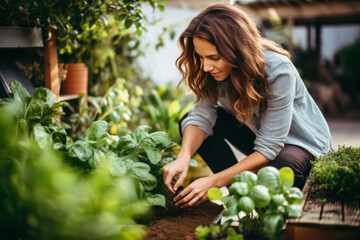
[{"xmin": 176, "ymin": 3, "xmax": 290, "ymax": 124}]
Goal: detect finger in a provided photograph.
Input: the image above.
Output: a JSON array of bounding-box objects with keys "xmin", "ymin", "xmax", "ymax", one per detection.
[
  {"xmin": 175, "ymin": 190, "xmax": 195, "ymax": 207},
  {"xmin": 180, "ymin": 194, "xmax": 201, "ymax": 208},
  {"xmin": 173, "ymin": 185, "xmax": 191, "ymax": 202},
  {"xmin": 192, "ymin": 195, "xmax": 208, "ymax": 207},
  {"xmin": 163, "ymin": 170, "xmax": 176, "ymax": 194},
  {"xmin": 173, "ymin": 174, "xmax": 186, "ymax": 192}
]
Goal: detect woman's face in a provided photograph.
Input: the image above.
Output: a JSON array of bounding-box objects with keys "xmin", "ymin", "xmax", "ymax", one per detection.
[{"xmin": 193, "ymin": 36, "xmax": 232, "ymax": 81}]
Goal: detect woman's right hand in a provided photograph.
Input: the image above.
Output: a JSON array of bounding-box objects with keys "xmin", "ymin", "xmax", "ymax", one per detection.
[{"xmin": 162, "ymin": 157, "xmax": 190, "ymax": 194}]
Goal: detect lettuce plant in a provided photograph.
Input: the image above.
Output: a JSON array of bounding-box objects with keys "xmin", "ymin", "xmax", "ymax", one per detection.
[{"xmin": 197, "ymin": 166, "xmax": 303, "ymax": 240}]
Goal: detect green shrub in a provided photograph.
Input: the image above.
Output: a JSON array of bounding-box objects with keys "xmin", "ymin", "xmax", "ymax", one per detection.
[{"xmin": 309, "ymin": 145, "xmax": 360, "ymax": 203}]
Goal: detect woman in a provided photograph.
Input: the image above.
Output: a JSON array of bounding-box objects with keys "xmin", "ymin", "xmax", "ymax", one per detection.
[{"xmin": 162, "ymin": 3, "xmax": 332, "ymax": 208}]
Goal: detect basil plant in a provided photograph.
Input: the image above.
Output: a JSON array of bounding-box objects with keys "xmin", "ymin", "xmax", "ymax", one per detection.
[{"xmin": 204, "ymin": 166, "xmax": 303, "ymax": 240}]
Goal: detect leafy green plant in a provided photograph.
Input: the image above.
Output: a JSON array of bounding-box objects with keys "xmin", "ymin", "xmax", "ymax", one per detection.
[
  {"xmin": 0, "ymin": 81, "xmax": 71, "ymax": 149},
  {"xmin": 62, "ymin": 121, "xmax": 176, "ymax": 207},
  {"xmin": 2, "ymin": 81, "xmax": 175, "ymax": 207},
  {"xmin": 64, "ymin": 78, "xmax": 140, "ymax": 139},
  {"xmin": 143, "ymin": 84, "xmax": 193, "ymax": 144},
  {"xmin": 198, "ymin": 167, "xmax": 304, "ymax": 240},
  {"xmin": 0, "ymin": 97, "xmax": 148, "ymax": 240},
  {"xmin": 309, "ymin": 145, "xmax": 360, "ymax": 203}
]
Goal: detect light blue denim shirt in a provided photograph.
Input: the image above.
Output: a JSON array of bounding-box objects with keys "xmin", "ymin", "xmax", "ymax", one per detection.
[{"xmin": 181, "ymin": 50, "xmax": 333, "ymax": 160}]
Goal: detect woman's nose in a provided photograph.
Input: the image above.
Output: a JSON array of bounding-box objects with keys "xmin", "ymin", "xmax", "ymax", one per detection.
[{"xmin": 203, "ymin": 60, "xmax": 213, "ymax": 72}]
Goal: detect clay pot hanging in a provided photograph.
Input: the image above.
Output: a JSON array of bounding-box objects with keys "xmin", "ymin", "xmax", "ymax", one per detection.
[{"xmin": 60, "ymin": 63, "xmax": 88, "ymax": 96}]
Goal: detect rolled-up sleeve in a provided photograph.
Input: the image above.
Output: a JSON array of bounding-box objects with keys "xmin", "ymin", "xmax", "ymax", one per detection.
[
  {"xmin": 254, "ymin": 63, "xmax": 296, "ymax": 160},
  {"xmin": 181, "ymin": 97, "xmax": 218, "ymax": 137}
]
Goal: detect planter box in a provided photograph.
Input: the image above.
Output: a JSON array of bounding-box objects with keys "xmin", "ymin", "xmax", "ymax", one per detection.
[{"xmin": 282, "ymin": 180, "xmax": 360, "ymax": 240}]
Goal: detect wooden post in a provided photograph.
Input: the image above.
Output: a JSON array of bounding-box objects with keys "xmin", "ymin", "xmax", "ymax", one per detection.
[
  {"xmin": 44, "ymin": 29, "xmax": 60, "ymax": 101},
  {"xmin": 44, "ymin": 29, "xmax": 60, "ymax": 124}
]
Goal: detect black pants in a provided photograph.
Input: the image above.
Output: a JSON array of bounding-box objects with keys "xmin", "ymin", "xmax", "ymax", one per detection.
[{"xmin": 179, "ymin": 108, "xmax": 313, "ymax": 189}]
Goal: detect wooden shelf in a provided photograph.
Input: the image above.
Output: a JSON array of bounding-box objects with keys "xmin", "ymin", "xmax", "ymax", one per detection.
[{"xmin": 59, "ymin": 94, "xmax": 81, "ymax": 102}]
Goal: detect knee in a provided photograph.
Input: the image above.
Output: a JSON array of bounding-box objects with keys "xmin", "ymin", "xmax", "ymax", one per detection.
[{"xmin": 268, "ymin": 146, "xmax": 313, "ymax": 189}]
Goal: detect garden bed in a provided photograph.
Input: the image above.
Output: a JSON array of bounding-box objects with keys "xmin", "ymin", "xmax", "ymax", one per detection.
[
  {"xmin": 283, "ymin": 180, "xmax": 360, "ymax": 240},
  {"xmin": 144, "ymin": 200, "xmax": 223, "ymax": 240}
]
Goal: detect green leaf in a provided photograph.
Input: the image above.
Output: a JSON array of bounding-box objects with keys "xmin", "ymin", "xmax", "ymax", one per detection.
[
  {"xmin": 232, "ymin": 171, "xmax": 257, "ymax": 186},
  {"xmin": 89, "ymin": 149, "xmax": 105, "ymax": 168},
  {"xmin": 125, "ymin": 19, "xmax": 132, "ymax": 28},
  {"xmin": 249, "ymin": 185, "xmax": 271, "ymax": 208},
  {"xmin": 149, "ymin": 131, "xmax": 172, "ymax": 147},
  {"xmin": 26, "ymin": 100, "xmax": 42, "ymax": 119},
  {"xmin": 118, "ymin": 133, "xmax": 138, "ymax": 152},
  {"xmin": 158, "ymin": 4, "xmax": 165, "ymax": 12},
  {"xmin": 208, "ymin": 188, "xmax": 223, "ymax": 201},
  {"xmin": 9, "ymin": 81, "xmax": 30, "ymax": 108},
  {"xmin": 279, "ymin": 167, "xmax": 294, "ymax": 191},
  {"xmin": 70, "ymin": 140, "xmax": 93, "ymax": 161},
  {"xmin": 51, "ymin": 126, "xmax": 67, "ymax": 144},
  {"xmin": 223, "ymin": 196, "xmax": 238, "ymax": 217},
  {"xmin": 228, "ymin": 182, "xmax": 249, "ymax": 196},
  {"xmin": 109, "ymin": 156, "xmax": 133, "ymax": 177},
  {"xmin": 145, "ymin": 192, "xmax": 165, "ymax": 207},
  {"xmin": 86, "ymin": 121, "xmax": 108, "ymax": 140},
  {"xmin": 257, "ymin": 166, "xmax": 281, "ymax": 194},
  {"xmin": 285, "ymin": 187, "xmax": 304, "ymax": 204},
  {"xmin": 263, "ymin": 213, "xmax": 285, "ymax": 236},
  {"xmin": 286, "ymin": 204, "xmax": 302, "ymax": 217},
  {"xmin": 32, "ymin": 87, "xmax": 57, "ymax": 107},
  {"xmin": 128, "ymin": 162, "xmax": 157, "ymax": 191},
  {"xmin": 144, "ymin": 146, "xmax": 161, "ymax": 164},
  {"xmin": 110, "ymin": 111, "xmax": 120, "ymax": 123},
  {"xmin": 134, "ymin": 125, "xmax": 151, "ymax": 139},
  {"xmin": 195, "ymin": 226, "xmax": 211, "ymax": 240},
  {"xmin": 238, "ymin": 196, "xmax": 255, "ymax": 214},
  {"xmin": 271, "ymin": 194, "xmax": 286, "ymax": 207},
  {"xmin": 33, "ymin": 124, "xmax": 53, "ymax": 149},
  {"xmin": 135, "ymin": 182, "xmax": 145, "ymax": 199}
]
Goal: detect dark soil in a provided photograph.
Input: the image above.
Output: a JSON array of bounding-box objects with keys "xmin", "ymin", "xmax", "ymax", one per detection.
[{"xmin": 144, "ymin": 200, "xmax": 223, "ymax": 240}]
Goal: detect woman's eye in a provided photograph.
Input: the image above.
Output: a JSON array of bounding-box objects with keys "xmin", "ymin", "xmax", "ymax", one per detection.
[{"xmin": 211, "ymin": 56, "xmax": 220, "ymax": 61}]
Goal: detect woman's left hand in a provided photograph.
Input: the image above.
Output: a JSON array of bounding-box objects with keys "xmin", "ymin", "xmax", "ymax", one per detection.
[{"xmin": 173, "ymin": 175, "xmax": 216, "ymax": 208}]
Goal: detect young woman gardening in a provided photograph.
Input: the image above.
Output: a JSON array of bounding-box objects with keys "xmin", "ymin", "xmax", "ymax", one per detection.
[{"xmin": 162, "ymin": 3, "xmax": 332, "ymax": 208}]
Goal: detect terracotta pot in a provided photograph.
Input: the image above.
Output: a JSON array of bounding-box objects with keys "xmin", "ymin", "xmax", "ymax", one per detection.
[{"xmin": 60, "ymin": 63, "xmax": 88, "ymax": 95}]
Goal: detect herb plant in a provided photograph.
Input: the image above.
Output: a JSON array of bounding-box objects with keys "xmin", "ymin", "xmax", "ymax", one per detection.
[
  {"xmin": 0, "ymin": 81, "xmax": 70, "ymax": 149},
  {"xmin": 65, "ymin": 122, "xmax": 176, "ymax": 207},
  {"xmin": 0, "ymin": 99, "xmax": 148, "ymax": 240},
  {"xmin": 309, "ymin": 145, "xmax": 360, "ymax": 203},
  {"xmin": 2, "ymin": 81, "xmax": 176, "ymax": 207},
  {"xmin": 197, "ymin": 166, "xmax": 304, "ymax": 240}
]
